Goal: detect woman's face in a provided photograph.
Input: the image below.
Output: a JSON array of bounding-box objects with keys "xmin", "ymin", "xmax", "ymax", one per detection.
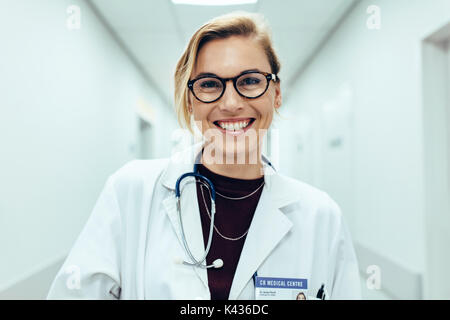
[{"xmin": 189, "ymin": 35, "xmax": 281, "ymax": 164}]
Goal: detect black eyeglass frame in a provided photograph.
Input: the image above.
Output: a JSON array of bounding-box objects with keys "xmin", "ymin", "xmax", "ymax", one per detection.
[{"xmin": 187, "ymin": 70, "xmax": 278, "ymax": 103}]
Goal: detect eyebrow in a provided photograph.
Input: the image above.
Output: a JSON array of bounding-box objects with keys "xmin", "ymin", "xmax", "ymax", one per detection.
[{"xmin": 194, "ymin": 68, "xmax": 262, "ymax": 79}]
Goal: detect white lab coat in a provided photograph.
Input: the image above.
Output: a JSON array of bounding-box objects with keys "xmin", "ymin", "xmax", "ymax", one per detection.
[{"xmin": 47, "ymin": 142, "xmax": 361, "ymax": 300}]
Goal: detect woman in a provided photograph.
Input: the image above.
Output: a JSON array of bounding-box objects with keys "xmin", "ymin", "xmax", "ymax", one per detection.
[{"xmin": 47, "ymin": 12, "xmax": 361, "ymax": 300}]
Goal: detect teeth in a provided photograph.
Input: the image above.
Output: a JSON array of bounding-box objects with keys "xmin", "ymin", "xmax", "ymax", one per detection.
[{"xmin": 217, "ymin": 120, "xmax": 250, "ymax": 131}]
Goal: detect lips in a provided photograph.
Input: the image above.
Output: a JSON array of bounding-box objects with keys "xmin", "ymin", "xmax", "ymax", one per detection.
[{"xmin": 213, "ymin": 118, "xmax": 255, "ymax": 132}]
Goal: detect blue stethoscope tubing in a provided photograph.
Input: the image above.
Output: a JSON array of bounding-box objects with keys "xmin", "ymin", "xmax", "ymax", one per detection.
[
  {"xmin": 175, "ymin": 163, "xmax": 219, "ymax": 269},
  {"xmin": 175, "ymin": 152, "xmax": 275, "ymax": 270}
]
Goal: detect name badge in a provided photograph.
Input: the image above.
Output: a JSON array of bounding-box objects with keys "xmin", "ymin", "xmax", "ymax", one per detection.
[{"xmin": 255, "ymin": 276, "xmax": 310, "ymax": 300}]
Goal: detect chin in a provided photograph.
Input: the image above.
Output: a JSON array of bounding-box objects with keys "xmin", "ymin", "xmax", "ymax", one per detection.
[{"xmin": 216, "ymin": 141, "xmax": 260, "ymax": 165}]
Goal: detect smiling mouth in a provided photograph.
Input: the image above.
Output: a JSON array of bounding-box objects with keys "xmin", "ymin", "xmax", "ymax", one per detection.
[{"xmin": 212, "ymin": 118, "xmax": 256, "ymax": 132}]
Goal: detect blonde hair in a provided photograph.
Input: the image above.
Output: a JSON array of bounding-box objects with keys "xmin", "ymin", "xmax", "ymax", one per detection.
[{"xmin": 174, "ymin": 11, "xmax": 281, "ymax": 134}]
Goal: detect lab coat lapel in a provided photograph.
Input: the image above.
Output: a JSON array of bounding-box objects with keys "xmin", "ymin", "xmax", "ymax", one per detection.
[
  {"xmin": 162, "ymin": 180, "xmax": 209, "ymax": 289},
  {"xmin": 161, "ymin": 142, "xmax": 209, "ymax": 289},
  {"xmin": 228, "ymin": 171, "xmax": 294, "ymax": 300}
]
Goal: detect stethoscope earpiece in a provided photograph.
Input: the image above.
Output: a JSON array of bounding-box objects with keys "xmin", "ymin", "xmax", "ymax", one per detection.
[
  {"xmin": 175, "ymin": 257, "xmax": 224, "ymax": 269},
  {"xmin": 211, "ymin": 258, "xmax": 224, "ymax": 269}
]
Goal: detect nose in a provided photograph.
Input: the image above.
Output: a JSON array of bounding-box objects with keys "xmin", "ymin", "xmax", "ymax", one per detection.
[{"xmin": 218, "ymin": 80, "xmax": 243, "ymax": 113}]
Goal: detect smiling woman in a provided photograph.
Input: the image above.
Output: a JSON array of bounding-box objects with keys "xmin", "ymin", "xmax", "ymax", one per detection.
[
  {"xmin": 175, "ymin": 12, "xmax": 282, "ymax": 179},
  {"xmin": 46, "ymin": 11, "xmax": 361, "ymax": 301},
  {"xmin": 175, "ymin": 12, "xmax": 281, "ymax": 133}
]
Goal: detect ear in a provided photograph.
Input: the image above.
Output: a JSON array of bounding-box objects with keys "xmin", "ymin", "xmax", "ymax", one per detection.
[
  {"xmin": 187, "ymin": 93, "xmax": 193, "ymax": 113},
  {"xmin": 274, "ymin": 81, "xmax": 282, "ymax": 109}
]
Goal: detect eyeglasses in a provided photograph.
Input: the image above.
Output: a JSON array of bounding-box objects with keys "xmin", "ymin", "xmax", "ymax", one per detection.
[{"xmin": 188, "ymin": 70, "xmax": 278, "ymax": 103}]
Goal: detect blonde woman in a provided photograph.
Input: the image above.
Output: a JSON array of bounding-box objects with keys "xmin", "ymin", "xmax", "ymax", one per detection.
[{"xmin": 47, "ymin": 12, "xmax": 361, "ymax": 300}]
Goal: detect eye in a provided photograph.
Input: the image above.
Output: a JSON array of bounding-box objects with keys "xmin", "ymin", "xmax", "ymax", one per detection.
[
  {"xmin": 238, "ymin": 76, "xmax": 261, "ymax": 86},
  {"xmin": 199, "ymin": 79, "xmax": 221, "ymax": 89}
]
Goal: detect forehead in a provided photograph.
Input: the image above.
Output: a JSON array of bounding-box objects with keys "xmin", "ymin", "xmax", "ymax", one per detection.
[{"xmin": 193, "ymin": 36, "xmax": 270, "ymax": 77}]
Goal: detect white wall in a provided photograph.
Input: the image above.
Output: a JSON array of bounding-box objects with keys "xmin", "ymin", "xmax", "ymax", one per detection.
[
  {"xmin": 0, "ymin": 0, "xmax": 176, "ymax": 294},
  {"xmin": 275, "ymin": 0, "xmax": 450, "ymax": 298}
]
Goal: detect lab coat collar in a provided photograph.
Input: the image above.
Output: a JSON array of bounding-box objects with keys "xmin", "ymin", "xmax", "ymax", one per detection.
[
  {"xmin": 160, "ymin": 142, "xmax": 298, "ymax": 298},
  {"xmin": 161, "ymin": 141, "xmax": 277, "ymax": 195}
]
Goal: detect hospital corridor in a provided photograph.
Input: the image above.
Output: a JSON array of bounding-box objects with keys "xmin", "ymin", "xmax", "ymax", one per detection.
[{"xmin": 1, "ymin": 0, "xmax": 450, "ymax": 301}]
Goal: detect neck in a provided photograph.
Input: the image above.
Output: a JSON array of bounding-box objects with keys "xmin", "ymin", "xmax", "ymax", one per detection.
[{"xmin": 200, "ymin": 150, "xmax": 264, "ymax": 180}]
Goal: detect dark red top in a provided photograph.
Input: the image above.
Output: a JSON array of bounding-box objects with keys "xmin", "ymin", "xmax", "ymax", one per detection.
[{"xmin": 195, "ymin": 163, "xmax": 264, "ymax": 300}]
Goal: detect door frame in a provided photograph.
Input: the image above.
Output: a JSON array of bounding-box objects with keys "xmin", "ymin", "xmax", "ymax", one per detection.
[{"xmin": 421, "ymin": 22, "xmax": 450, "ymax": 299}]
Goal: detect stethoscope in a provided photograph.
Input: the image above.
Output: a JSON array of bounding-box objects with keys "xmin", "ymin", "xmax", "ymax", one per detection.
[{"xmin": 174, "ymin": 149, "xmax": 276, "ymax": 270}]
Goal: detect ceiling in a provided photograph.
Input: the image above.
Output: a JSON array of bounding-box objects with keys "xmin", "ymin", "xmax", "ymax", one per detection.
[{"xmin": 88, "ymin": 0, "xmax": 358, "ymax": 106}]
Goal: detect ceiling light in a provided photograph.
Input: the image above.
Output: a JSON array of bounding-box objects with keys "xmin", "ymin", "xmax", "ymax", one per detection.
[{"xmin": 172, "ymin": 0, "xmax": 257, "ymax": 5}]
